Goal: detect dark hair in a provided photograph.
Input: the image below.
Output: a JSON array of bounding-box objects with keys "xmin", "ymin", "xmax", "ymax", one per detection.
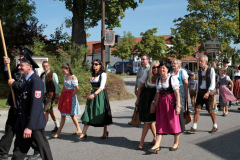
[
  {"xmin": 91, "ymin": 59, "xmax": 105, "ymax": 76},
  {"xmin": 61, "ymin": 63, "xmax": 73, "ymax": 75},
  {"xmin": 213, "ymin": 58, "xmax": 218, "ymax": 63},
  {"xmin": 238, "ymin": 65, "xmax": 240, "ymax": 70},
  {"xmin": 159, "ymin": 62, "xmax": 170, "ymax": 73},
  {"xmin": 42, "ymin": 61, "xmax": 50, "ymax": 66},
  {"xmin": 142, "ymin": 55, "xmax": 150, "ymax": 60}
]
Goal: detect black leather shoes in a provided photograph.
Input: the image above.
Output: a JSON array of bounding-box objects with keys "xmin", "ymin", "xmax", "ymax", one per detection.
[
  {"xmin": 100, "ymin": 131, "xmax": 109, "ymax": 139},
  {"xmin": 51, "ymin": 126, "xmax": 59, "ymax": 132},
  {"xmin": 169, "ymin": 145, "xmax": 179, "ymax": 151},
  {"xmin": 26, "ymin": 153, "xmax": 41, "ymax": 160},
  {"xmin": 0, "ymin": 154, "xmax": 8, "ymax": 160},
  {"xmin": 77, "ymin": 134, "xmax": 87, "ymax": 141}
]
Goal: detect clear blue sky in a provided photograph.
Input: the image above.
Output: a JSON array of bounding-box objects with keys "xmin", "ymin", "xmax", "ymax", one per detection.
[{"xmin": 35, "ymin": 0, "xmax": 240, "ymax": 49}]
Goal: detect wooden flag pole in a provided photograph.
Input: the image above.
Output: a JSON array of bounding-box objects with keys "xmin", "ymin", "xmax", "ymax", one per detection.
[{"xmin": 0, "ymin": 20, "xmax": 16, "ymax": 106}]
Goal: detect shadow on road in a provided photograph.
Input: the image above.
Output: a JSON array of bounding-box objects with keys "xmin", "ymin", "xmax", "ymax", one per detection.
[{"xmin": 196, "ymin": 128, "xmax": 240, "ymax": 160}]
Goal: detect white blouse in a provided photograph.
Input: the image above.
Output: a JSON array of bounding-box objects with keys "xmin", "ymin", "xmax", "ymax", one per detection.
[
  {"xmin": 172, "ymin": 69, "xmax": 189, "ymax": 80},
  {"xmin": 156, "ymin": 75, "xmax": 180, "ymax": 92},
  {"xmin": 217, "ymin": 75, "xmax": 230, "ymax": 82},
  {"xmin": 234, "ymin": 71, "xmax": 240, "ymax": 76},
  {"xmin": 90, "ymin": 72, "xmax": 107, "ymax": 90},
  {"xmin": 140, "ymin": 72, "xmax": 156, "ymax": 87}
]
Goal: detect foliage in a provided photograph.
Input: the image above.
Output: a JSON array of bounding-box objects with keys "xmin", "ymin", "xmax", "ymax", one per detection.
[
  {"xmin": 134, "ymin": 28, "xmax": 167, "ymax": 60},
  {"xmin": 50, "ymin": 26, "xmax": 71, "ymax": 51},
  {"xmin": 0, "ymin": 0, "xmax": 46, "ymax": 71},
  {"xmin": 171, "ymin": 0, "xmax": 239, "ymax": 59},
  {"xmin": 26, "ymin": 37, "xmax": 46, "ymax": 56}
]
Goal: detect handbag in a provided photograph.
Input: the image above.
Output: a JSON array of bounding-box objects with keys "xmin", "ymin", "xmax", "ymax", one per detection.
[
  {"xmin": 131, "ymin": 107, "xmax": 141, "ymax": 127},
  {"xmin": 183, "ymin": 100, "xmax": 193, "ymax": 125}
]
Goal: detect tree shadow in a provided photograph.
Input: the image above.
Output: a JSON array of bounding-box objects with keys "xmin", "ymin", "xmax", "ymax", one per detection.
[{"xmin": 196, "ymin": 129, "xmax": 240, "ymax": 160}]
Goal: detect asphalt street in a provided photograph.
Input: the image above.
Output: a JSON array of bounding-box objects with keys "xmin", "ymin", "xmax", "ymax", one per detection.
[{"xmin": 0, "ymin": 78, "xmax": 240, "ymax": 160}]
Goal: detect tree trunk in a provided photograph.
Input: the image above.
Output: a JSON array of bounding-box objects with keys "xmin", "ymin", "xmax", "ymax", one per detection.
[{"xmin": 72, "ymin": 0, "xmax": 87, "ymax": 62}]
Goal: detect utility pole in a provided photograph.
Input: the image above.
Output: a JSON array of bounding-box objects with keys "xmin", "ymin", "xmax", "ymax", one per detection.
[{"xmin": 101, "ymin": 0, "xmax": 106, "ymax": 68}]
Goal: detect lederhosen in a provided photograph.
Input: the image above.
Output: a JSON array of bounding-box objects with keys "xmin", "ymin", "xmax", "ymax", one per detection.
[{"xmin": 195, "ymin": 66, "xmax": 214, "ymax": 111}]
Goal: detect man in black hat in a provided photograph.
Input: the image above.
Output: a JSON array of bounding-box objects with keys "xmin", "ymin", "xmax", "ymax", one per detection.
[
  {"xmin": 11, "ymin": 53, "xmax": 53, "ymax": 160},
  {"xmin": 0, "ymin": 46, "xmax": 34, "ymax": 160},
  {"xmin": 222, "ymin": 58, "xmax": 234, "ymax": 107}
]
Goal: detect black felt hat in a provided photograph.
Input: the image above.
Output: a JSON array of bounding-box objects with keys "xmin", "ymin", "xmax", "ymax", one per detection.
[
  {"xmin": 19, "ymin": 51, "xmax": 39, "ymax": 68},
  {"xmin": 222, "ymin": 58, "xmax": 230, "ymax": 63},
  {"xmin": 19, "ymin": 46, "xmax": 34, "ymax": 56}
]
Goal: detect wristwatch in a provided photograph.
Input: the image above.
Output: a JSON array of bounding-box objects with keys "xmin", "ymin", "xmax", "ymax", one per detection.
[
  {"xmin": 177, "ymin": 105, "xmax": 181, "ymax": 108},
  {"xmin": 94, "ymin": 93, "xmax": 97, "ymax": 97}
]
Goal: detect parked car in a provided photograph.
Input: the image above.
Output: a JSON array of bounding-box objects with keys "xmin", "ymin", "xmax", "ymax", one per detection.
[
  {"xmin": 107, "ymin": 64, "xmax": 116, "ymax": 74},
  {"xmin": 112, "ymin": 61, "xmax": 141, "ymax": 75}
]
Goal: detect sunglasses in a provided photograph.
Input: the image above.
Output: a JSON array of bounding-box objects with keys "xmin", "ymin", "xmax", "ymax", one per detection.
[
  {"xmin": 141, "ymin": 59, "xmax": 146, "ymax": 61},
  {"xmin": 152, "ymin": 66, "xmax": 160, "ymax": 69},
  {"xmin": 93, "ymin": 63, "xmax": 100, "ymax": 66}
]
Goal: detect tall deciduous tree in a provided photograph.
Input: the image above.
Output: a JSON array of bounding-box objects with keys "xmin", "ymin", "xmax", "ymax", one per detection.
[
  {"xmin": 58, "ymin": 0, "xmax": 144, "ymax": 47},
  {"xmin": 0, "ymin": 0, "xmax": 45, "ymax": 72},
  {"xmin": 134, "ymin": 28, "xmax": 167, "ymax": 60},
  {"xmin": 112, "ymin": 31, "xmax": 136, "ymax": 74},
  {"xmin": 171, "ymin": 0, "xmax": 239, "ymax": 59}
]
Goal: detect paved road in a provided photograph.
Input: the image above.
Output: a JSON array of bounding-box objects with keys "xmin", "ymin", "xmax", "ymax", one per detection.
[{"xmin": 1, "ymin": 78, "xmax": 240, "ymax": 160}]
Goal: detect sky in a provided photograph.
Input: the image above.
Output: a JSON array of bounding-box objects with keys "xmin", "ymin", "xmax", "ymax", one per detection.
[{"xmin": 35, "ymin": 0, "xmax": 240, "ymax": 49}]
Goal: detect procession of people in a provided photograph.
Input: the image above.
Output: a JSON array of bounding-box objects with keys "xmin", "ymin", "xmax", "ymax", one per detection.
[{"xmin": 0, "ymin": 47, "xmax": 239, "ymax": 159}]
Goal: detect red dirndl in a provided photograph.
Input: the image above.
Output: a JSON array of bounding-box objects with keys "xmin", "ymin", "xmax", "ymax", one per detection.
[
  {"xmin": 58, "ymin": 89, "xmax": 73, "ymax": 114},
  {"xmin": 233, "ymin": 80, "xmax": 240, "ymax": 99}
]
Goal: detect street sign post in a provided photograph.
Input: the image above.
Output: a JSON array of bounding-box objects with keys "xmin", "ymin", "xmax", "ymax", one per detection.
[
  {"xmin": 204, "ymin": 40, "xmax": 221, "ymax": 66},
  {"xmin": 104, "ymin": 30, "xmax": 115, "ymax": 46}
]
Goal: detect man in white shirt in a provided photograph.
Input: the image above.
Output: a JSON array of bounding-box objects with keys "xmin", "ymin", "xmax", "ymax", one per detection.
[
  {"xmin": 187, "ymin": 55, "xmax": 218, "ymax": 134},
  {"xmin": 128, "ymin": 55, "xmax": 150, "ymax": 125}
]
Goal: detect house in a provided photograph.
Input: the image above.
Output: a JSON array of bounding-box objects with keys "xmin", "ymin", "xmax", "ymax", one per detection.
[{"xmin": 86, "ymin": 35, "xmax": 199, "ymax": 72}]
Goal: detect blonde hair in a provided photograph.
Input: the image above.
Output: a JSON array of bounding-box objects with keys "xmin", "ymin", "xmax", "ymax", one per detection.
[
  {"xmin": 148, "ymin": 61, "xmax": 160, "ymax": 83},
  {"xmin": 190, "ymin": 73, "xmax": 195, "ymax": 77},
  {"xmin": 171, "ymin": 59, "xmax": 182, "ymax": 68},
  {"xmin": 219, "ymin": 67, "xmax": 227, "ymax": 75}
]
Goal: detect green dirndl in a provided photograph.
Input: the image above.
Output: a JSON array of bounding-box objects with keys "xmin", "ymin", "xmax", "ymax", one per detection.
[
  {"xmin": 138, "ymin": 86, "xmax": 156, "ymax": 123},
  {"xmin": 81, "ymin": 88, "xmax": 112, "ymax": 127}
]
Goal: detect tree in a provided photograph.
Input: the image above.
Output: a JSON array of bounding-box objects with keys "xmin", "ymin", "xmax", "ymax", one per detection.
[
  {"xmin": 134, "ymin": 28, "xmax": 167, "ymax": 60},
  {"xmin": 0, "ymin": 0, "xmax": 46, "ymax": 72},
  {"xmin": 58, "ymin": 0, "xmax": 144, "ymax": 47},
  {"xmin": 112, "ymin": 31, "xmax": 136, "ymax": 74},
  {"xmin": 171, "ymin": 0, "xmax": 239, "ymax": 59}
]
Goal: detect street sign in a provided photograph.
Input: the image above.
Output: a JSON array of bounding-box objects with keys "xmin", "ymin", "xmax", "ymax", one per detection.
[
  {"xmin": 206, "ymin": 49, "xmax": 218, "ymax": 53},
  {"xmin": 104, "ymin": 30, "xmax": 115, "ymax": 46},
  {"xmin": 195, "ymin": 51, "xmax": 201, "ymax": 60},
  {"xmin": 204, "ymin": 40, "xmax": 221, "ymax": 50}
]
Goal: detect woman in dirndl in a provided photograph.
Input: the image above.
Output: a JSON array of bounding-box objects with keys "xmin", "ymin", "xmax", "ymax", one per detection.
[
  {"xmin": 135, "ymin": 61, "xmax": 160, "ymax": 150},
  {"xmin": 233, "ymin": 65, "xmax": 240, "ymax": 105},
  {"xmin": 217, "ymin": 67, "xmax": 236, "ymax": 116},
  {"xmin": 79, "ymin": 59, "xmax": 112, "ymax": 140},
  {"xmin": 148, "ymin": 62, "xmax": 185, "ymax": 154},
  {"xmin": 52, "ymin": 63, "xmax": 82, "ymax": 138},
  {"xmin": 170, "ymin": 59, "xmax": 189, "ymax": 111}
]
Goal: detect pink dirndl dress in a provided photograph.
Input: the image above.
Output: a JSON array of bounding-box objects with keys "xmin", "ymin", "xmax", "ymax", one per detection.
[
  {"xmin": 156, "ymin": 93, "xmax": 182, "ymax": 134},
  {"xmin": 155, "ymin": 75, "xmax": 184, "ymax": 135}
]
